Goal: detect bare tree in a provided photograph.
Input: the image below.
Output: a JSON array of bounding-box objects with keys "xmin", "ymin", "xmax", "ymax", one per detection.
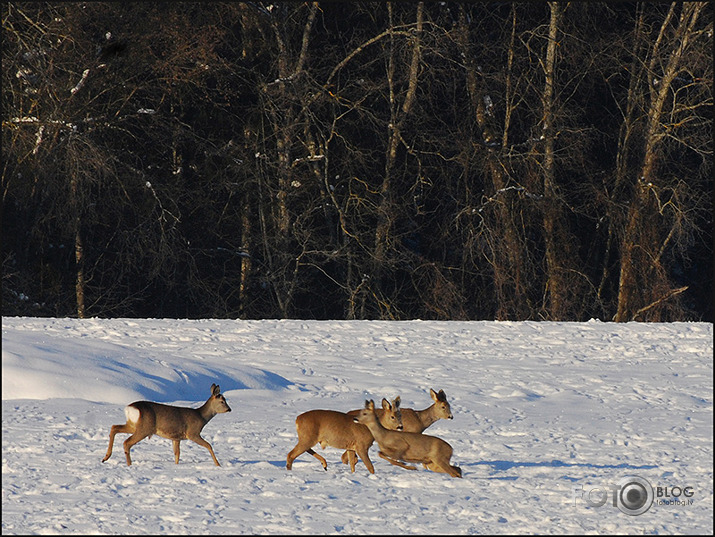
[
  {"xmin": 3, "ymin": 2, "xmax": 711, "ymax": 322},
  {"xmin": 612, "ymin": 2, "xmax": 711, "ymax": 321}
]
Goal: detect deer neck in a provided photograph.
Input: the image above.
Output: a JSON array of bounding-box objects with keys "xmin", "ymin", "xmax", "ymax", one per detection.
[
  {"xmin": 416, "ymin": 405, "xmax": 438, "ymax": 429},
  {"xmin": 197, "ymin": 400, "xmax": 216, "ymax": 423},
  {"xmin": 362, "ymin": 413, "xmax": 387, "ymax": 439}
]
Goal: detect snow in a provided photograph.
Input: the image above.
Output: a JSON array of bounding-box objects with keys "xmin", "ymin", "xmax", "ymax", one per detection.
[{"xmin": 2, "ymin": 317, "xmax": 713, "ymax": 534}]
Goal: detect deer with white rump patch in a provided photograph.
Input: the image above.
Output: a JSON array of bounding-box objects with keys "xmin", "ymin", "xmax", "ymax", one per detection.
[
  {"xmin": 102, "ymin": 383, "xmax": 231, "ymax": 466},
  {"xmin": 286, "ymin": 397, "xmax": 402, "ymax": 474},
  {"xmin": 353, "ymin": 399, "xmax": 462, "ymax": 478},
  {"xmin": 341, "ymin": 388, "xmax": 453, "ymax": 465}
]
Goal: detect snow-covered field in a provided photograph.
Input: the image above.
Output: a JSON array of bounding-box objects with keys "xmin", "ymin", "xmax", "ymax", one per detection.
[{"xmin": 2, "ymin": 317, "xmax": 713, "ymax": 534}]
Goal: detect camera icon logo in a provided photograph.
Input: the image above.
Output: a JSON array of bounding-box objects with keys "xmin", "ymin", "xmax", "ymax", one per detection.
[
  {"xmin": 573, "ymin": 475, "xmax": 655, "ymax": 516},
  {"xmin": 615, "ymin": 476, "xmax": 654, "ymax": 516}
]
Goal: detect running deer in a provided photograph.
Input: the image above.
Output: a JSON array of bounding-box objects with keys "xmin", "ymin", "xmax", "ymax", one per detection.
[
  {"xmin": 341, "ymin": 388, "xmax": 452, "ymax": 465},
  {"xmin": 102, "ymin": 383, "xmax": 231, "ymax": 466},
  {"xmin": 286, "ymin": 397, "xmax": 402, "ymax": 474},
  {"xmin": 353, "ymin": 399, "xmax": 462, "ymax": 478}
]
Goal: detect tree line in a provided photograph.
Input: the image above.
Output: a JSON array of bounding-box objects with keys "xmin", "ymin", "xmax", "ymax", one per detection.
[{"xmin": 2, "ymin": 2, "xmax": 712, "ymax": 321}]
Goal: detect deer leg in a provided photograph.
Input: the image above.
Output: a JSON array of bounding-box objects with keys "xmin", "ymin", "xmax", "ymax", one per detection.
[
  {"xmin": 173, "ymin": 439, "xmax": 181, "ymax": 464},
  {"xmin": 356, "ymin": 447, "xmax": 375, "ymax": 474},
  {"xmin": 378, "ymin": 451, "xmax": 417, "ymax": 470},
  {"xmin": 287, "ymin": 444, "xmax": 328, "ymax": 471},
  {"xmin": 190, "ymin": 435, "xmax": 220, "ymax": 466},
  {"xmin": 424, "ymin": 461, "xmax": 444, "ymax": 474},
  {"xmin": 425, "ymin": 460, "xmax": 463, "ymax": 478},
  {"xmin": 346, "ymin": 449, "xmax": 357, "ymax": 472},
  {"xmin": 305, "ymin": 448, "xmax": 328, "ymax": 470},
  {"xmin": 286, "ymin": 443, "xmax": 305, "ymax": 470},
  {"xmin": 122, "ymin": 430, "xmax": 150, "ymax": 466},
  {"xmin": 102, "ymin": 423, "xmax": 133, "ymax": 463},
  {"xmin": 341, "ymin": 449, "xmax": 356, "ymax": 465}
]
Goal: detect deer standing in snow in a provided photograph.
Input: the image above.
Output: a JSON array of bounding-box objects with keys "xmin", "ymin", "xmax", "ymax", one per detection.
[{"xmin": 102, "ymin": 383, "xmax": 231, "ymax": 466}]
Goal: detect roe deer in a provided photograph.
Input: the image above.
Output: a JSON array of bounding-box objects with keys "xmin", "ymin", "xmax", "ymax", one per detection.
[
  {"xmin": 400, "ymin": 388, "xmax": 453, "ymax": 433},
  {"xmin": 341, "ymin": 388, "xmax": 452, "ymax": 465},
  {"xmin": 353, "ymin": 399, "xmax": 462, "ymax": 478},
  {"xmin": 286, "ymin": 397, "xmax": 402, "ymax": 474},
  {"xmin": 102, "ymin": 383, "xmax": 231, "ymax": 466}
]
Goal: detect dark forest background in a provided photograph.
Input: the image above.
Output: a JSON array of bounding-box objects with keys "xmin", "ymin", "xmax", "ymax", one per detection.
[{"xmin": 2, "ymin": 2, "xmax": 712, "ymax": 321}]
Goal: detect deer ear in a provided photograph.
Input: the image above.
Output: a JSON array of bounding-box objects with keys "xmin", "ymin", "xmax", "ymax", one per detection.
[
  {"xmin": 437, "ymin": 389, "xmax": 447, "ymax": 401},
  {"xmin": 430, "ymin": 388, "xmax": 438, "ymax": 401},
  {"xmin": 393, "ymin": 396, "xmax": 401, "ymax": 408},
  {"xmin": 212, "ymin": 384, "xmax": 220, "ymax": 396},
  {"xmin": 382, "ymin": 398, "xmax": 390, "ymax": 410}
]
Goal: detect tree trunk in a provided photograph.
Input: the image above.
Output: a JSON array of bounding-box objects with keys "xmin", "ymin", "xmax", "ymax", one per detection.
[
  {"xmin": 70, "ymin": 176, "xmax": 86, "ymax": 318},
  {"xmin": 368, "ymin": 2, "xmax": 424, "ymax": 318},
  {"xmin": 614, "ymin": 2, "xmax": 703, "ymax": 322},
  {"xmin": 263, "ymin": 2, "xmax": 318, "ymax": 316},
  {"xmin": 457, "ymin": 4, "xmax": 529, "ymax": 320},
  {"xmin": 540, "ymin": 2, "xmax": 566, "ymax": 320}
]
